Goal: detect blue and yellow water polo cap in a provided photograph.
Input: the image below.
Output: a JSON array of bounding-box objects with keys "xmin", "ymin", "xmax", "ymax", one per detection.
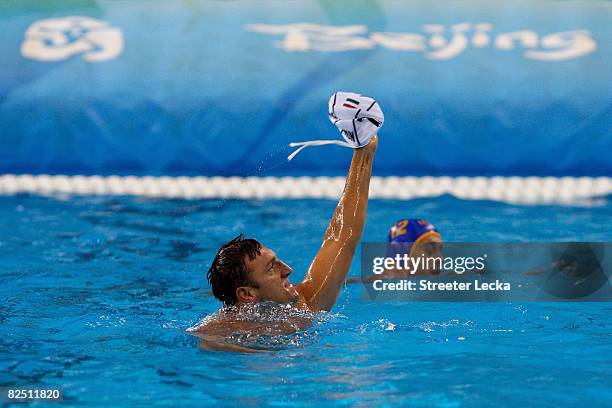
[{"xmin": 387, "ymin": 219, "xmax": 441, "ymax": 256}]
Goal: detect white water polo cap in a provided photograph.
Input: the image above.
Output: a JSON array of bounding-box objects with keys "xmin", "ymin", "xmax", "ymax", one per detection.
[
  {"xmin": 288, "ymin": 91, "xmax": 384, "ymax": 161},
  {"xmin": 328, "ymin": 91, "xmax": 384, "ymax": 147}
]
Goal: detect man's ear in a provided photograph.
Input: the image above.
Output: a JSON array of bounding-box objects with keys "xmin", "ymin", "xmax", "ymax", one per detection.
[{"xmin": 236, "ymin": 286, "xmax": 257, "ymax": 303}]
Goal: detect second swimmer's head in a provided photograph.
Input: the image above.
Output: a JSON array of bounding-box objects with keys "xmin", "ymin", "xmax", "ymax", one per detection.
[{"xmin": 387, "ymin": 219, "xmax": 443, "ymax": 275}]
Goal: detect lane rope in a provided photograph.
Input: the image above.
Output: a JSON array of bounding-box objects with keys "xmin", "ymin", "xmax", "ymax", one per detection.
[{"xmin": 0, "ymin": 174, "xmax": 610, "ymax": 205}]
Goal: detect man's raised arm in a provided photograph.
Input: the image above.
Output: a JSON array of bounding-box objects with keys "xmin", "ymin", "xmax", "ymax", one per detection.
[{"xmin": 296, "ymin": 136, "xmax": 377, "ymax": 311}]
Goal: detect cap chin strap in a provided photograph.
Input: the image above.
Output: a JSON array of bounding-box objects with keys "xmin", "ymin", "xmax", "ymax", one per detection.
[{"xmin": 287, "ymin": 139, "xmax": 355, "ymax": 161}]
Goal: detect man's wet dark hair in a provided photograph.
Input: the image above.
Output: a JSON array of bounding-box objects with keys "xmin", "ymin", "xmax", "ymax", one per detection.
[{"xmin": 207, "ymin": 234, "xmax": 262, "ymax": 306}]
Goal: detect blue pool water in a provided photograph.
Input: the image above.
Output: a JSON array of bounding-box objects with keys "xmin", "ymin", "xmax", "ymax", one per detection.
[{"xmin": 1, "ymin": 194, "xmax": 611, "ymax": 406}]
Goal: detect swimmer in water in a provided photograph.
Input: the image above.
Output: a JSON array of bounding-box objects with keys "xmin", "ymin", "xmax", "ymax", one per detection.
[
  {"xmin": 346, "ymin": 219, "xmax": 443, "ymax": 283},
  {"xmin": 385, "ymin": 219, "xmax": 443, "ymax": 277},
  {"xmin": 194, "ymin": 136, "xmax": 378, "ymax": 352}
]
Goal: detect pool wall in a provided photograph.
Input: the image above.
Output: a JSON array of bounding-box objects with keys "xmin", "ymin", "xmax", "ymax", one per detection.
[{"xmin": 0, "ymin": 0, "xmax": 610, "ymax": 177}]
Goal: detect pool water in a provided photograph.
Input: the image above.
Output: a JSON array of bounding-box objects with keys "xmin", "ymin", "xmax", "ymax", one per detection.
[{"xmin": 1, "ymin": 194, "xmax": 611, "ymax": 406}]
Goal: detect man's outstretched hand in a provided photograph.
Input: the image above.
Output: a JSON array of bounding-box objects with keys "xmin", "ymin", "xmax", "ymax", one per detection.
[{"xmin": 364, "ymin": 135, "xmax": 378, "ymax": 154}]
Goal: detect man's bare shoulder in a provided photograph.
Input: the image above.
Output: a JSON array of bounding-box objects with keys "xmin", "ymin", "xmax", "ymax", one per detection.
[
  {"xmin": 191, "ymin": 303, "xmax": 314, "ymax": 351},
  {"xmin": 192, "ymin": 321, "xmax": 266, "ymax": 353},
  {"xmin": 193, "ymin": 314, "xmax": 260, "ymax": 336},
  {"xmin": 191, "ymin": 312, "xmax": 270, "ymax": 353},
  {"xmin": 293, "ymin": 284, "xmax": 314, "ymax": 306}
]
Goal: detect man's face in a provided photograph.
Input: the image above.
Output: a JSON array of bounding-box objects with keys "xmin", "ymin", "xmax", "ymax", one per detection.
[
  {"xmin": 240, "ymin": 246, "xmax": 299, "ymax": 304},
  {"xmin": 411, "ymin": 234, "xmax": 443, "ymax": 275}
]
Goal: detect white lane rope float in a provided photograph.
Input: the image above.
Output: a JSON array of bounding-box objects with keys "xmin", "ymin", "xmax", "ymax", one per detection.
[{"xmin": 0, "ymin": 174, "xmax": 610, "ymax": 205}]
